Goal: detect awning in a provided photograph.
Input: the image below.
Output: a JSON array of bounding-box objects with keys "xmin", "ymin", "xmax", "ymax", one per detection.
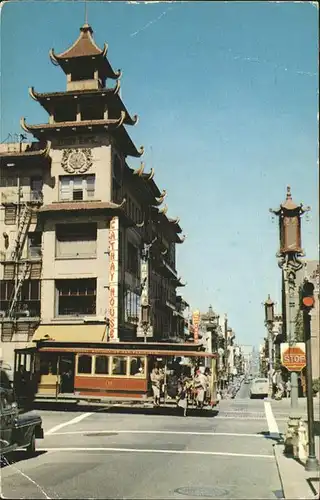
[{"xmin": 31, "ymin": 324, "xmax": 107, "ymax": 343}]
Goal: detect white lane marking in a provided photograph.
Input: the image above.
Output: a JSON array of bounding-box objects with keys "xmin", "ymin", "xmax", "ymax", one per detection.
[
  {"xmin": 264, "ymin": 401, "xmax": 280, "ymax": 439},
  {"xmin": 216, "ymin": 416, "xmax": 287, "ymax": 421},
  {"xmin": 47, "ymin": 430, "xmax": 265, "ymax": 438},
  {"xmin": 38, "ymin": 447, "xmax": 273, "ymax": 458},
  {"xmin": 45, "ymin": 412, "xmax": 92, "ymax": 435}
]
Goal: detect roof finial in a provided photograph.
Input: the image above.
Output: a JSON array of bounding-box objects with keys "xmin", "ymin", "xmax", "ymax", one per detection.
[
  {"xmin": 286, "ymin": 185, "xmax": 292, "ymax": 200},
  {"xmin": 84, "ymin": 0, "xmax": 88, "ymax": 25}
]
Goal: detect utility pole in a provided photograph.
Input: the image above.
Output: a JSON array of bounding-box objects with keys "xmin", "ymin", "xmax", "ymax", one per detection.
[
  {"xmin": 264, "ymin": 295, "xmax": 275, "ymax": 399},
  {"xmin": 301, "ymin": 279, "xmax": 319, "ymax": 472}
]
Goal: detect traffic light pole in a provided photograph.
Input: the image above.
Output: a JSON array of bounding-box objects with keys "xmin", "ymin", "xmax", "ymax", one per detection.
[{"xmin": 303, "ymin": 307, "xmax": 319, "ymax": 471}]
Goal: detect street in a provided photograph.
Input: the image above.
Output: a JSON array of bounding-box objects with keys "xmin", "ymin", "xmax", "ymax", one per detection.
[{"xmin": 1, "ymin": 385, "xmax": 287, "ymax": 500}]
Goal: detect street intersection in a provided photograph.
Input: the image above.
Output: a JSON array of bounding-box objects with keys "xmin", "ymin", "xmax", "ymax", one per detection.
[{"xmin": 1, "ymin": 383, "xmax": 293, "ymax": 500}]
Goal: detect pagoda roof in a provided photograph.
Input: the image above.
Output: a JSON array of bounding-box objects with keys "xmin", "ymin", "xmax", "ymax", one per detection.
[
  {"xmin": 39, "ymin": 200, "xmax": 125, "ymax": 213},
  {"xmin": 152, "ymin": 205, "xmax": 183, "ymax": 239},
  {"xmin": 49, "ymin": 24, "xmax": 121, "ymax": 79},
  {"xmin": 39, "ymin": 199, "xmax": 132, "ymax": 225},
  {"xmin": 123, "ymin": 163, "xmax": 166, "ymax": 210},
  {"xmin": 28, "ymin": 82, "xmax": 138, "ymax": 126},
  {"xmin": 131, "ymin": 162, "xmax": 165, "ymax": 200},
  {"xmin": 19, "ymin": 116, "xmax": 143, "ymax": 158},
  {"xmin": 270, "ymin": 186, "xmax": 309, "ymax": 215},
  {"xmin": 20, "ymin": 114, "xmax": 126, "ymax": 133}
]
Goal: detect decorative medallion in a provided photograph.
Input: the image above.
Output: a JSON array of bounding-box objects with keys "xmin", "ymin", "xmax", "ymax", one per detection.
[{"xmin": 61, "ymin": 148, "xmax": 93, "ymax": 174}]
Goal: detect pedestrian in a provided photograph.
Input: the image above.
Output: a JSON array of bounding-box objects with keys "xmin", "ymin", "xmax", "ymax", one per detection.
[
  {"xmin": 177, "ymin": 379, "xmax": 188, "ymax": 417},
  {"xmin": 194, "ymin": 368, "xmax": 207, "ymax": 409},
  {"xmin": 150, "ymin": 365, "xmax": 163, "ymax": 407},
  {"xmin": 285, "ymin": 379, "xmax": 291, "ymax": 398}
]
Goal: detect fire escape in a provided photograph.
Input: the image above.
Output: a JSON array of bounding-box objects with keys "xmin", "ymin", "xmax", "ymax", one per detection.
[{"xmin": 7, "ymin": 203, "xmax": 33, "ymax": 318}]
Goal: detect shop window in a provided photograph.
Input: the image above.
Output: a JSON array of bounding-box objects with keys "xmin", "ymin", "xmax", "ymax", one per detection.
[
  {"xmin": 77, "ymin": 355, "xmax": 92, "ymax": 374},
  {"xmin": 111, "ymin": 357, "xmax": 127, "ymax": 376},
  {"xmin": 95, "ymin": 356, "xmax": 109, "ymax": 375},
  {"xmin": 129, "ymin": 357, "xmax": 145, "ymax": 376}
]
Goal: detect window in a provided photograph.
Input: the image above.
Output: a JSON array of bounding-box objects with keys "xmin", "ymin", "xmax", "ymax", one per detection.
[
  {"xmin": 28, "ymin": 232, "xmax": 42, "ymax": 258},
  {"xmin": 30, "ymin": 176, "xmax": 43, "ymax": 202},
  {"xmin": 112, "ymin": 178, "xmax": 122, "ymax": 204},
  {"xmin": 21, "ymin": 280, "xmax": 40, "ymax": 301},
  {"xmin": 0, "ymin": 175, "xmax": 17, "ymax": 188},
  {"xmin": 81, "ymin": 103, "xmax": 104, "ymax": 121},
  {"xmin": 127, "ymin": 242, "xmax": 139, "ymax": 275},
  {"xmin": 111, "ymin": 357, "xmax": 127, "ymax": 376},
  {"xmin": 39, "ymin": 354, "xmax": 58, "ymax": 375},
  {"xmin": 4, "ymin": 207, "xmax": 16, "ymax": 225},
  {"xmin": 129, "ymin": 357, "xmax": 145, "ymax": 376},
  {"xmin": 71, "ymin": 68, "xmax": 94, "ymax": 81},
  {"xmin": 77, "ymin": 355, "xmax": 92, "ymax": 374},
  {"xmin": 56, "ymin": 223, "xmax": 97, "ymax": 259},
  {"xmin": 56, "ymin": 278, "xmax": 96, "ymax": 316},
  {"xmin": 95, "ymin": 356, "xmax": 109, "ymax": 375},
  {"xmin": 59, "ymin": 175, "xmax": 95, "ymax": 201},
  {"xmin": 124, "ymin": 289, "xmax": 140, "ymax": 325}
]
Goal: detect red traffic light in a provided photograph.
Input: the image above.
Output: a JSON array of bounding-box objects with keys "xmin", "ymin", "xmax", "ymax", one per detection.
[
  {"xmin": 302, "ymin": 296, "xmax": 315, "ymax": 308},
  {"xmin": 301, "ymin": 280, "xmax": 315, "ymax": 309}
]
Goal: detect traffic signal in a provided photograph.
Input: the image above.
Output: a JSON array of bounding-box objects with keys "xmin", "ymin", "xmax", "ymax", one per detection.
[{"xmin": 300, "ymin": 279, "xmax": 315, "ymax": 310}]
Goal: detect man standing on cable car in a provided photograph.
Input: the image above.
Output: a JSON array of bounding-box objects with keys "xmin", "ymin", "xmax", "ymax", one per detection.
[{"xmin": 150, "ymin": 365, "xmax": 163, "ymax": 407}]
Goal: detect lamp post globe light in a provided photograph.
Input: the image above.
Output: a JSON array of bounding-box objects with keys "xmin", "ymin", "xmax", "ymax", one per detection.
[{"xmin": 264, "ymin": 295, "xmax": 275, "ymax": 399}]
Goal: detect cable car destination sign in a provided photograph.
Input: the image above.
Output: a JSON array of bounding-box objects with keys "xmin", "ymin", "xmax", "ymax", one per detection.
[{"xmin": 280, "ymin": 343, "xmax": 306, "ymax": 372}]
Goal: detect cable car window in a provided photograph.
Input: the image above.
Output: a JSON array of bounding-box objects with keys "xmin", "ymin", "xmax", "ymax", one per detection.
[
  {"xmin": 77, "ymin": 355, "xmax": 92, "ymax": 374},
  {"xmin": 111, "ymin": 357, "xmax": 127, "ymax": 376},
  {"xmin": 95, "ymin": 356, "xmax": 109, "ymax": 375},
  {"xmin": 129, "ymin": 357, "xmax": 146, "ymax": 376}
]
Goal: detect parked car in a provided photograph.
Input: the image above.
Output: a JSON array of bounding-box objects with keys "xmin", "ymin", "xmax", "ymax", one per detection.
[
  {"xmin": 0, "ymin": 386, "xmax": 44, "ymax": 456},
  {"xmin": 249, "ymin": 378, "xmax": 269, "ymax": 399}
]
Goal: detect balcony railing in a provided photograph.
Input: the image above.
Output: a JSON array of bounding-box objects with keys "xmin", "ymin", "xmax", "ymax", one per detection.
[{"xmin": 1, "ymin": 189, "xmax": 43, "ymax": 205}]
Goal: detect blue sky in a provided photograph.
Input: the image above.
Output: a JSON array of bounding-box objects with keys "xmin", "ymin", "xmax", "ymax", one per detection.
[{"xmin": 0, "ymin": 1, "xmax": 318, "ymax": 348}]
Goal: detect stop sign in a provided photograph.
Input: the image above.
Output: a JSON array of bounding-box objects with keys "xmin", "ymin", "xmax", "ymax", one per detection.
[{"xmin": 281, "ymin": 346, "xmax": 306, "ymax": 372}]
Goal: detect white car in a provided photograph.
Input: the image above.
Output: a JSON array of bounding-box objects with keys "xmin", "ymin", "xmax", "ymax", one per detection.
[{"xmin": 249, "ymin": 378, "xmax": 269, "ymax": 399}]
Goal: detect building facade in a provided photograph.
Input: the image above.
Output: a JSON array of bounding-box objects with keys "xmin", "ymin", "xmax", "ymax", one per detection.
[{"xmin": 0, "ymin": 23, "xmax": 186, "ymax": 367}]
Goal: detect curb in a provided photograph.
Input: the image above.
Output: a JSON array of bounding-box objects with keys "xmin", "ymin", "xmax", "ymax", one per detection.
[{"xmin": 273, "ymin": 443, "xmax": 319, "ymax": 499}]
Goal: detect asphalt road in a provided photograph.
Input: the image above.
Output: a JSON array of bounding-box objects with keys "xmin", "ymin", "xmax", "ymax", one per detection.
[{"xmin": 1, "ymin": 385, "xmax": 286, "ymax": 500}]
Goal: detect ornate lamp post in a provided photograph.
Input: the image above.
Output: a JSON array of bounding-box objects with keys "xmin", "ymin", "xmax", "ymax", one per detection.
[
  {"xmin": 264, "ymin": 295, "xmax": 275, "ymax": 398},
  {"xmin": 270, "ymin": 186, "xmax": 310, "ymax": 410}
]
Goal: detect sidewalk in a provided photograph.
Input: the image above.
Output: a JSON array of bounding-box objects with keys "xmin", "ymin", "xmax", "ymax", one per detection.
[
  {"xmin": 272, "ymin": 398, "xmax": 320, "ymax": 499},
  {"xmin": 274, "ymin": 440, "xmax": 320, "ymax": 500}
]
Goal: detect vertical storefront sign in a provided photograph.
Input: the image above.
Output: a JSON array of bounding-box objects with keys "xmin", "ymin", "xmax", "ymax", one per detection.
[
  {"xmin": 192, "ymin": 310, "xmax": 201, "ymax": 343},
  {"xmin": 108, "ymin": 217, "xmax": 119, "ymax": 342}
]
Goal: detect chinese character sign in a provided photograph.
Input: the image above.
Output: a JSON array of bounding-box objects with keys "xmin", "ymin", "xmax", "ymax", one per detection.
[{"xmin": 108, "ymin": 217, "xmax": 119, "ymax": 341}]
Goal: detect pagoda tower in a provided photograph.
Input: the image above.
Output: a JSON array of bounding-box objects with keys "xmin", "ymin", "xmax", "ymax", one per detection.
[
  {"xmin": 18, "ymin": 23, "xmax": 144, "ymax": 344},
  {"xmin": 21, "ymin": 23, "xmax": 144, "ymax": 159}
]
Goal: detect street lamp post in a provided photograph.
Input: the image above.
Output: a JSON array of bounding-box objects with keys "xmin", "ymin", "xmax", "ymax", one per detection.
[
  {"xmin": 264, "ymin": 295, "xmax": 275, "ymax": 399},
  {"xmin": 270, "ymin": 186, "xmax": 310, "ymax": 410}
]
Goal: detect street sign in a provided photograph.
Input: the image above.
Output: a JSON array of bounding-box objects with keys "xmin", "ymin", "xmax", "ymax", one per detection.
[
  {"xmin": 136, "ymin": 325, "xmax": 153, "ymax": 338},
  {"xmin": 280, "ymin": 342, "xmax": 306, "ymax": 372}
]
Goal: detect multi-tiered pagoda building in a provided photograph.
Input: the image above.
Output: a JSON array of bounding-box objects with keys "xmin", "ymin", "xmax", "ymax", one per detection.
[{"xmin": 0, "ymin": 23, "xmax": 186, "ymax": 368}]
